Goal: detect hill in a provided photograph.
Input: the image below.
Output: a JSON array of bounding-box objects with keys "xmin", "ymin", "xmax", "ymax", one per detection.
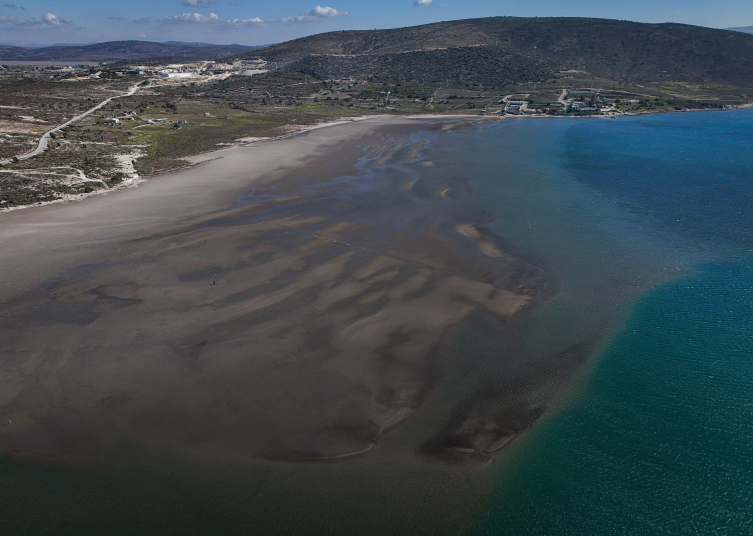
[
  {"xmin": 0, "ymin": 41, "xmax": 261, "ymax": 63},
  {"xmin": 728, "ymin": 26, "xmax": 753, "ymax": 34},
  {"xmin": 235, "ymin": 17, "xmax": 753, "ymax": 88},
  {"xmin": 292, "ymin": 46, "xmax": 558, "ymax": 87}
]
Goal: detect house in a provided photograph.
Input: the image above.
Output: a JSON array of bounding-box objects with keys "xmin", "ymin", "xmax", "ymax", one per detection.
[
  {"xmin": 106, "ymin": 118, "xmax": 119, "ymax": 124},
  {"xmin": 118, "ymin": 116, "xmax": 135, "ymax": 120}
]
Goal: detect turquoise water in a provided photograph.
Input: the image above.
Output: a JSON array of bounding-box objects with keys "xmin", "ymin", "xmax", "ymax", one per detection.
[
  {"xmin": 465, "ymin": 110, "xmax": 753, "ymax": 534},
  {"xmin": 472, "ymin": 261, "xmax": 753, "ymax": 535}
]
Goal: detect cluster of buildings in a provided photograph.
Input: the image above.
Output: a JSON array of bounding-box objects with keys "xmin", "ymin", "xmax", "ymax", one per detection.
[
  {"xmin": 154, "ymin": 58, "xmax": 267, "ymax": 79},
  {"xmin": 474, "ymin": 92, "xmax": 623, "ymax": 117},
  {"xmin": 106, "ymin": 110, "xmax": 139, "ymax": 124},
  {"xmin": 566, "ymin": 94, "xmax": 604, "ymax": 112},
  {"xmin": 504, "ymin": 101, "xmax": 527, "ymax": 114},
  {"xmin": 561, "ymin": 92, "xmax": 623, "ymax": 114}
]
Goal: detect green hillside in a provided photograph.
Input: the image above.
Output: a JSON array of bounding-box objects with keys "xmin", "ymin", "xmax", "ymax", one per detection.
[
  {"xmin": 240, "ymin": 17, "xmax": 753, "ymax": 87},
  {"xmin": 293, "ymin": 46, "xmax": 558, "ymax": 87}
]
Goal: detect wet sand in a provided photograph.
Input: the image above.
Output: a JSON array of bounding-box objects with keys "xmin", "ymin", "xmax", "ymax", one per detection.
[
  {"xmin": 437, "ymin": 183, "xmax": 451, "ymax": 198},
  {"xmin": 0, "ymin": 116, "xmax": 560, "ymax": 465},
  {"xmin": 456, "ymin": 223, "xmax": 504, "ymax": 257}
]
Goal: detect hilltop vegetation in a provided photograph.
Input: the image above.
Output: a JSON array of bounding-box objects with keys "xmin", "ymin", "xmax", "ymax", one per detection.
[
  {"xmin": 291, "ymin": 46, "xmax": 558, "ymax": 88},
  {"xmin": 239, "ymin": 17, "xmax": 753, "ymax": 88}
]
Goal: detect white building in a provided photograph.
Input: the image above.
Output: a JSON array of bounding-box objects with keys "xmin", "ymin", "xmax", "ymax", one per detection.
[{"xmin": 161, "ymin": 72, "xmax": 195, "ymax": 79}]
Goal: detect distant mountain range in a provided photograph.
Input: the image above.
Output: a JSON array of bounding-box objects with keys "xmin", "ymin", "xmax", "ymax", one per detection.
[
  {"xmin": 230, "ymin": 17, "xmax": 753, "ymax": 88},
  {"xmin": 727, "ymin": 26, "xmax": 753, "ymax": 34},
  {"xmin": 0, "ymin": 41, "xmax": 263, "ymax": 62}
]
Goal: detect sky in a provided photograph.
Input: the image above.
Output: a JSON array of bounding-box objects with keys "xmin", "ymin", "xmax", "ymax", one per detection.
[{"xmin": 0, "ymin": 0, "xmax": 751, "ymax": 47}]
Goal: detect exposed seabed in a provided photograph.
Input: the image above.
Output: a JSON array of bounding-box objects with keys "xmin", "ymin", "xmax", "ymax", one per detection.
[{"xmin": 0, "ymin": 116, "xmax": 648, "ymax": 534}]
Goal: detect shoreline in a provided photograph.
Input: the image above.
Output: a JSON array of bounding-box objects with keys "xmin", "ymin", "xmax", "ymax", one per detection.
[
  {"xmin": 3, "ymin": 102, "xmax": 750, "ymax": 214},
  {"xmin": 0, "ymin": 113, "xmax": 499, "ymax": 214}
]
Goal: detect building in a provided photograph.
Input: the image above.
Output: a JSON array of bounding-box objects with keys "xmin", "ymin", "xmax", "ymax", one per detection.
[
  {"xmin": 161, "ymin": 72, "xmax": 195, "ymax": 79},
  {"xmin": 106, "ymin": 118, "xmax": 119, "ymax": 124}
]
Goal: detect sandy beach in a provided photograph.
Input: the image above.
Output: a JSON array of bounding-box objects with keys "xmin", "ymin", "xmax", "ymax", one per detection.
[{"xmin": 0, "ymin": 115, "xmax": 553, "ymax": 464}]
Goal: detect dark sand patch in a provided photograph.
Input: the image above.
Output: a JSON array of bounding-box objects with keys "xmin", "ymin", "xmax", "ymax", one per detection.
[{"xmin": 419, "ymin": 338, "xmax": 596, "ymax": 462}]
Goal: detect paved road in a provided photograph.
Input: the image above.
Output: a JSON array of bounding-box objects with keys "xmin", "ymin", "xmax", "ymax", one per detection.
[{"xmin": 0, "ymin": 82, "xmax": 141, "ymax": 165}]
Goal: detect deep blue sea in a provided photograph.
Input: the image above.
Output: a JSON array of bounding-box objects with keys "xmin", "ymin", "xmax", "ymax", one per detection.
[{"xmin": 2, "ymin": 109, "xmax": 753, "ymax": 534}]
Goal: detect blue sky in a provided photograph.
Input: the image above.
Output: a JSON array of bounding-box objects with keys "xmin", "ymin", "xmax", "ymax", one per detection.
[{"xmin": 0, "ymin": 0, "xmax": 751, "ymax": 46}]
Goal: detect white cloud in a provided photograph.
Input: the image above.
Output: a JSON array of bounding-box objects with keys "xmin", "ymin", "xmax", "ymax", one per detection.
[
  {"xmin": 138, "ymin": 33, "xmax": 147, "ymax": 38},
  {"xmin": 414, "ymin": 0, "xmax": 432, "ymax": 5},
  {"xmin": 0, "ymin": 12, "xmax": 79, "ymax": 30},
  {"xmin": 42, "ymin": 12, "xmax": 73, "ymax": 26},
  {"xmin": 309, "ymin": 5, "xmax": 346, "ymax": 17},
  {"xmin": 133, "ymin": 17, "xmax": 150, "ymax": 24},
  {"xmin": 162, "ymin": 11, "xmax": 220, "ymax": 24},
  {"xmin": 224, "ymin": 16, "xmax": 264, "ymax": 28},
  {"xmin": 180, "ymin": 0, "xmax": 216, "ymax": 7},
  {"xmin": 160, "ymin": 11, "xmax": 265, "ymax": 28},
  {"xmin": 283, "ymin": 5, "xmax": 348, "ymax": 23}
]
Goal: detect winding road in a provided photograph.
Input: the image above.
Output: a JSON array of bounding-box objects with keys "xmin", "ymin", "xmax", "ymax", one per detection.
[{"xmin": 0, "ymin": 82, "xmax": 142, "ymax": 165}]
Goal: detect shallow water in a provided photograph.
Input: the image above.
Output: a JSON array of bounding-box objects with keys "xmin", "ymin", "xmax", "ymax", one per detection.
[
  {"xmin": 469, "ymin": 109, "xmax": 753, "ymax": 534},
  {"xmin": 2, "ymin": 110, "xmax": 753, "ymax": 534}
]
